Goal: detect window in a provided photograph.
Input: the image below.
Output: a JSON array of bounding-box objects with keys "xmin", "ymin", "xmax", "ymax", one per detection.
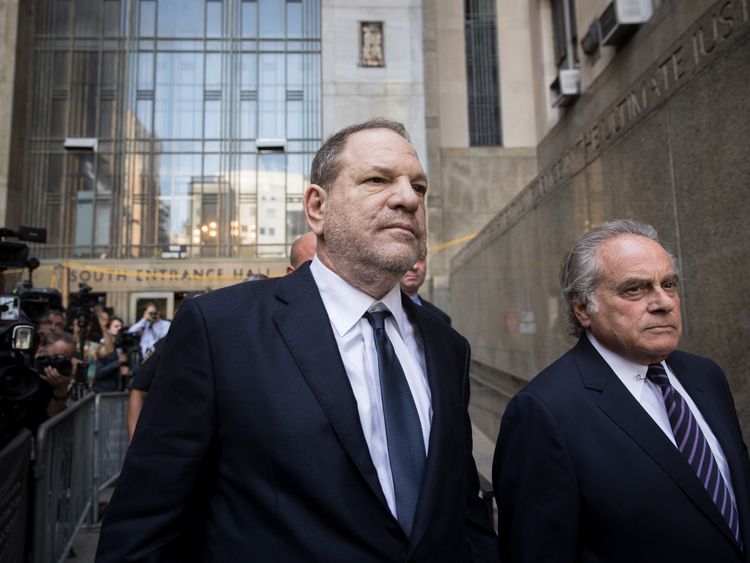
[
  {"xmin": 25, "ymin": 0, "xmax": 321, "ymax": 259},
  {"xmin": 552, "ymin": 0, "xmax": 578, "ymax": 70},
  {"xmin": 464, "ymin": 0, "xmax": 501, "ymax": 146}
]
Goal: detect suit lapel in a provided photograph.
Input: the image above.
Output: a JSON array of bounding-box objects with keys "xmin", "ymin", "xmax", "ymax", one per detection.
[
  {"xmin": 271, "ymin": 265, "xmax": 389, "ymax": 510},
  {"xmin": 402, "ymin": 296, "xmax": 455, "ymax": 548},
  {"xmin": 574, "ymin": 337, "xmax": 741, "ymax": 550}
]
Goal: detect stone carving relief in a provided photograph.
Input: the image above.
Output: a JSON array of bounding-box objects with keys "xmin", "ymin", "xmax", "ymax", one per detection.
[{"xmin": 360, "ymin": 22, "xmax": 384, "ymax": 67}]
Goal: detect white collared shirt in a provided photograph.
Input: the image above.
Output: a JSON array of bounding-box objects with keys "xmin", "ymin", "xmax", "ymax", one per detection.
[
  {"xmin": 310, "ymin": 257, "xmax": 432, "ymax": 517},
  {"xmin": 587, "ymin": 331, "xmax": 736, "ymax": 503}
]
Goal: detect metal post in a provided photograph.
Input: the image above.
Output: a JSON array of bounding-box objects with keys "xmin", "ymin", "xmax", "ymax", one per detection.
[{"xmin": 92, "ymin": 393, "xmax": 102, "ymax": 524}]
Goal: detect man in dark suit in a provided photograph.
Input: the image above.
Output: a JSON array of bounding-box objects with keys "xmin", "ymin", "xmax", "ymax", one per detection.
[
  {"xmin": 493, "ymin": 219, "xmax": 750, "ymax": 562},
  {"xmin": 400, "ymin": 255, "xmax": 452, "ymax": 324},
  {"xmin": 96, "ymin": 119, "xmax": 497, "ymax": 563}
]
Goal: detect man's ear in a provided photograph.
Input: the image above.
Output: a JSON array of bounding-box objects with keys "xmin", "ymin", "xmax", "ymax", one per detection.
[
  {"xmin": 572, "ymin": 296, "xmax": 592, "ymax": 328},
  {"xmin": 304, "ymin": 184, "xmax": 327, "ymax": 236}
]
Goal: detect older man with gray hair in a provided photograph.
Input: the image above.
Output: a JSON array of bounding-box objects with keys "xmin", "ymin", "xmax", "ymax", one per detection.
[{"xmin": 492, "ymin": 218, "xmax": 750, "ymax": 563}]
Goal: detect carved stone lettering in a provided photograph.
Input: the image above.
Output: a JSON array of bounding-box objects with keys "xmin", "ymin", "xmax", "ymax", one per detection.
[{"xmin": 453, "ymin": 0, "xmax": 750, "ymax": 270}]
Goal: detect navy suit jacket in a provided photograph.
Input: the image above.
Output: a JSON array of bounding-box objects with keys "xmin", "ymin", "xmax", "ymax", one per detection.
[
  {"xmin": 493, "ymin": 334, "xmax": 750, "ymax": 563},
  {"xmin": 419, "ymin": 296, "xmax": 452, "ymax": 325},
  {"xmin": 96, "ymin": 264, "xmax": 497, "ymax": 562}
]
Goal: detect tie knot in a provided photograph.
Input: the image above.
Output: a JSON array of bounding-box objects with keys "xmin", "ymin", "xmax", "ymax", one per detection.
[
  {"xmin": 645, "ymin": 363, "xmax": 670, "ymax": 387},
  {"xmin": 363, "ymin": 309, "xmax": 391, "ymax": 330}
]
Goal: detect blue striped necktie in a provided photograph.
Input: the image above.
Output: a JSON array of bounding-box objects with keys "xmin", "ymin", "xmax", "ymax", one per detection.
[
  {"xmin": 364, "ymin": 309, "xmax": 425, "ymax": 537},
  {"xmin": 646, "ymin": 363, "xmax": 742, "ymax": 548}
]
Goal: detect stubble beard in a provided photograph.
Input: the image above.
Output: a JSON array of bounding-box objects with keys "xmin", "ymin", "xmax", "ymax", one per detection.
[{"xmin": 323, "ymin": 209, "xmax": 426, "ymax": 283}]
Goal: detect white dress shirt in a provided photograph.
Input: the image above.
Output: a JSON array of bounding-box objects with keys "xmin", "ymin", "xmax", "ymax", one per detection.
[
  {"xmin": 587, "ymin": 331, "xmax": 736, "ymax": 503},
  {"xmin": 310, "ymin": 257, "xmax": 432, "ymax": 517}
]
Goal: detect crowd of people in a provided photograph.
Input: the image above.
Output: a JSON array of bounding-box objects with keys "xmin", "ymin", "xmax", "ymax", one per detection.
[
  {"xmin": 4, "ymin": 241, "xmax": 320, "ymax": 447},
  {"xmin": 6, "ymin": 299, "xmax": 173, "ymax": 439}
]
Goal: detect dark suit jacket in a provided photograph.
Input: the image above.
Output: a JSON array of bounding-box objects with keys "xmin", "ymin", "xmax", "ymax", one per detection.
[
  {"xmin": 96, "ymin": 264, "xmax": 497, "ymax": 563},
  {"xmin": 493, "ymin": 334, "xmax": 750, "ymax": 563},
  {"xmin": 419, "ymin": 296, "xmax": 452, "ymax": 325}
]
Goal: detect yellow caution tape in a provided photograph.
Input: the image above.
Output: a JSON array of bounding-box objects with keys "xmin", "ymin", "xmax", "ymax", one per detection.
[{"xmin": 1, "ymin": 232, "xmax": 479, "ymax": 287}]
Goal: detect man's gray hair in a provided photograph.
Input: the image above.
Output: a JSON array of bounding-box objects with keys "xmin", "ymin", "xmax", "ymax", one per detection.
[
  {"xmin": 43, "ymin": 329, "xmax": 77, "ymax": 351},
  {"xmin": 560, "ymin": 219, "xmax": 676, "ymax": 336},
  {"xmin": 310, "ymin": 118, "xmax": 409, "ymax": 191}
]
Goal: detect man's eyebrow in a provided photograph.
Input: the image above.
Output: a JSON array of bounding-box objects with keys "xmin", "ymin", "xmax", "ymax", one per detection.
[
  {"xmin": 613, "ymin": 273, "xmax": 680, "ymax": 291},
  {"xmin": 613, "ymin": 277, "xmax": 651, "ymax": 291},
  {"xmin": 367, "ymin": 165, "xmax": 428, "ymax": 184}
]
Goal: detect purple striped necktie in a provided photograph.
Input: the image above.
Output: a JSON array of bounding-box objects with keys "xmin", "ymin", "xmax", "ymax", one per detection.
[{"xmin": 646, "ymin": 363, "xmax": 742, "ymax": 548}]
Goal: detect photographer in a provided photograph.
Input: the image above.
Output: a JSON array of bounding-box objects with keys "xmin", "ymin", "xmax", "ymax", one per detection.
[
  {"xmin": 127, "ymin": 302, "xmax": 170, "ymax": 361},
  {"xmin": 92, "ymin": 310, "xmax": 130, "ymax": 392},
  {"xmin": 36, "ymin": 309, "xmax": 66, "ymax": 344},
  {"xmin": 23, "ymin": 330, "xmax": 79, "ymax": 432}
]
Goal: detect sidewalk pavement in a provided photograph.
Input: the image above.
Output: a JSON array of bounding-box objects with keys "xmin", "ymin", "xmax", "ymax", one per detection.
[{"xmin": 70, "ymin": 525, "xmax": 99, "ymax": 562}]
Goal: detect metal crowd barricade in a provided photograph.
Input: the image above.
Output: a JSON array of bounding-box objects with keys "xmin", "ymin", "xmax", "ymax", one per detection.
[
  {"xmin": 92, "ymin": 392, "xmax": 129, "ymax": 522},
  {"xmin": 32, "ymin": 392, "xmax": 129, "ymax": 563},
  {"xmin": 33, "ymin": 395, "xmax": 95, "ymax": 563},
  {"xmin": 0, "ymin": 429, "xmax": 33, "ymax": 563}
]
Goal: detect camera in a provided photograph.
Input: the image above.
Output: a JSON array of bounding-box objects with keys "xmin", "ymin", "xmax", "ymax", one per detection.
[
  {"xmin": 115, "ymin": 329, "xmax": 140, "ymax": 352},
  {"xmin": 34, "ymin": 354, "xmax": 74, "ymax": 377},
  {"xmin": 0, "ymin": 226, "xmax": 65, "ymax": 327},
  {"xmin": 16, "ymin": 285, "xmax": 63, "ymax": 325},
  {"xmin": 65, "ymin": 283, "xmax": 108, "ymax": 341},
  {"xmin": 0, "ymin": 321, "xmax": 39, "ymax": 449},
  {"xmin": 71, "ymin": 283, "xmax": 102, "ymax": 311},
  {"xmin": 0, "ymin": 226, "xmax": 45, "ymax": 269}
]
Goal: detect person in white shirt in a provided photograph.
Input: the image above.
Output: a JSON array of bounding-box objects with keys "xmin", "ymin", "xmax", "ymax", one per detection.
[
  {"xmin": 127, "ymin": 302, "xmax": 170, "ymax": 360},
  {"xmin": 493, "ymin": 219, "xmax": 750, "ymax": 563}
]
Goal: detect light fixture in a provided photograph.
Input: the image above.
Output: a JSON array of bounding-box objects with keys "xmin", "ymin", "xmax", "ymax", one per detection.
[
  {"xmin": 255, "ymin": 138, "xmax": 287, "ymax": 152},
  {"xmin": 63, "ymin": 137, "xmax": 98, "ymax": 152}
]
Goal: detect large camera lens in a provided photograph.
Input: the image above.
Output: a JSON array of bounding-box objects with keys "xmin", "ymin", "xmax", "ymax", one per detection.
[
  {"xmin": 0, "ymin": 364, "xmax": 39, "ymax": 401},
  {"xmin": 53, "ymin": 357, "xmax": 74, "ymax": 376}
]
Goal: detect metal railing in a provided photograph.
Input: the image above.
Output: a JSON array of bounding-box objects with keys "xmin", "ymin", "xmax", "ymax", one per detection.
[
  {"xmin": 0, "ymin": 429, "xmax": 33, "ymax": 563},
  {"xmin": 31, "ymin": 392, "xmax": 129, "ymax": 563},
  {"xmin": 92, "ymin": 393, "xmax": 129, "ymax": 522}
]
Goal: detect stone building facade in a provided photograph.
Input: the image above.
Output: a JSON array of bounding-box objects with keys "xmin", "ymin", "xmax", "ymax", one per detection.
[{"xmin": 449, "ymin": 0, "xmax": 750, "ymax": 442}]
